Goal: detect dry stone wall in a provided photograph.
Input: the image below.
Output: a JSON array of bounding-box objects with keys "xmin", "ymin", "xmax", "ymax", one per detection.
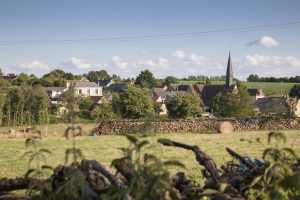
[{"xmin": 96, "ymin": 117, "xmax": 300, "ymax": 135}]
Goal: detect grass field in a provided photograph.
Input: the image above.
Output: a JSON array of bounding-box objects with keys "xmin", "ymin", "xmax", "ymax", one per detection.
[
  {"xmin": 179, "ymin": 80, "xmax": 296, "ymax": 95},
  {"xmin": 1, "ymin": 129, "xmax": 300, "ymax": 182},
  {"xmin": 0, "ymin": 123, "xmax": 98, "ymax": 137}
]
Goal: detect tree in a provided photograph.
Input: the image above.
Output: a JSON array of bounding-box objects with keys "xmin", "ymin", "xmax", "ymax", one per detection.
[
  {"xmin": 166, "ymin": 93, "xmax": 203, "ymax": 118},
  {"xmin": 162, "ymin": 76, "xmax": 179, "ymax": 86},
  {"xmin": 205, "ymin": 79, "xmax": 212, "ymax": 85},
  {"xmin": 13, "ymin": 73, "xmax": 30, "ymax": 86},
  {"xmin": 87, "ymin": 70, "xmax": 110, "ymax": 82},
  {"xmin": 211, "ymin": 85, "xmax": 255, "ymax": 117},
  {"xmin": 91, "ymin": 103, "xmax": 116, "ymax": 122},
  {"xmin": 289, "ymin": 84, "xmax": 300, "ymax": 98},
  {"xmin": 0, "ymin": 91, "xmax": 5, "ymax": 126},
  {"xmin": 78, "ymin": 96, "xmax": 93, "ymax": 111},
  {"xmin": 119, "ymin": 86, "xmax": 153, "ymax": 118},
  {"xmin": 134, "ymin": 69, "xmax": 157, "ymax": 88}
]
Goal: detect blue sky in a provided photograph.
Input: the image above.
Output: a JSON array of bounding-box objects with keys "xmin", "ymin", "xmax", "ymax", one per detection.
[{"xmin": 0, "ymin": 0, "xmax": 300, "ymax": 79}]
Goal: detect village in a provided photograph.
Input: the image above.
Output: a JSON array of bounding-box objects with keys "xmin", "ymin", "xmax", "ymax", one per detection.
[{"xmin": 42, "ymin": 53, "xmax": 300, "ymax": 119}]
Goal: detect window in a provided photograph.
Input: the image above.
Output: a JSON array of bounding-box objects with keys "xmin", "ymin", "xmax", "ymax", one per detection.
[
  {"xmin": 87, "ymin": 89, "xmax": 90, "ymax": 94},
  {"xmin": 95, "ymin": 89, "xmax": 98, "ymax": 94},
  {"xmin": 79, "ymin": 89, "xmax": 82, "ymax": 94}
]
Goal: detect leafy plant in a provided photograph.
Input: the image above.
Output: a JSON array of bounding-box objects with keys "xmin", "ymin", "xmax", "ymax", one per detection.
[
  {"xmin": 246, "ymin": 132, "xmax": 300, "ymax": 199},
  {"xmin": 103, "ymin": 135, "xmax": 184, "ymax": 200},
  {"xmin": 22, "ymin": 129, "xmax": 52, "ymax": 196}
]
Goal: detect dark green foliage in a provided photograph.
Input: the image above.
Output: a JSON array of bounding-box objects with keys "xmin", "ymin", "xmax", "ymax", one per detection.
[
  {"xmin": 106, "ymin": 135, "xmax": 182, "ymax": 200},
  {"xmin": 289, "ymin": 84, "xmax": 300, "ymax": 98},
  {"xmin": 246, "ymin": 132, "xmax": 300, "ymax": 199},
  {"xmin": 166, "ymin": 93, "xmax": 203, "ymax": 118},
  {"xmin": 86, "ymin": 70, "xmax": 110, "ymax": 82},
  {"xmin": 119, "ymin": 86, "xmax": 153, "ymax": 118},
  {"xmin": 211, "ymin": 85, "xmax": 255, "ymax": 117},
  {"xmin": 163, "ymin": 76, "xmax": 179, "ymax": 86},
  {"xmin": 78, "ymin": 96, "xmax": 93, "ymax": 111},
  {"xmin": 134, "ymin": 69, "xmax": 157, "ymax": 88},
  {"xmin": 91, "ymin": 103, "xmax": 116, "ymax": 122},
  {"xmin": 247, "ymin": 74, "xmax": 300, "ymax": 83},
  {"xmin": 1, "ymin": 86, "xmax": 51, "ymax": 125},
  {"xmin": 41, "ymin": 69, "xmax": 67, "ymax": 87}
]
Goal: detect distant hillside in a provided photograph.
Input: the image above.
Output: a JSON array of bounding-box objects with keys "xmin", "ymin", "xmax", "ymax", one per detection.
[{"xmin": 179, "ymin": 80, "xmax": 295, "ymax": 95}]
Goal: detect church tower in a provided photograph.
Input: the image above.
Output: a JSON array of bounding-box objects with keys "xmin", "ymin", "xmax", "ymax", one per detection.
[{"xmin": 226, "ymin": 52, "xmax": 233, "ymax": 88}]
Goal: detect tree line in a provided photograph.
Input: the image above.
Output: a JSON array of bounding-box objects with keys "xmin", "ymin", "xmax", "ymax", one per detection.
[
  {"xmin": 0, "ymin": 86, "xmax": 50, "ymax": 126},
  {"xmin": 247, "ymin": 74, "xmax": 300, "ymax": 83}
]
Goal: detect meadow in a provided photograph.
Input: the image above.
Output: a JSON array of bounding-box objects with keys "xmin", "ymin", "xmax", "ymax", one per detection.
[
  {"xmin": 179, "ymin": 80, "xmax": 296, "ymax": 95},
  {"xmin": 1, "ymin": 127, "xmax": 300, "ymax": 183}
]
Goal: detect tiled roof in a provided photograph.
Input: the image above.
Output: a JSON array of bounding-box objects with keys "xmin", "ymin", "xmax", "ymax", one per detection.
[
  {"xmin": 98, "ymin": 79, "xmax": 113, "ymax": 87},
  {"xmin": 90, "ymin": 96, "xmax": 103, "ymax": 104},
  {"xmin": 44, "ymin": 87, "xmax": 66, "ymax": 92},
  {"xmin": 75, "ymin": 82, "xmax": 100, "ymax": 87},
  {"xmin": 106, "ymin": 83, "xmax": 127, "ymax": 91},
  {"xmin": 201, "ymin": 85, "xmax": 234, "ymax": 107}
]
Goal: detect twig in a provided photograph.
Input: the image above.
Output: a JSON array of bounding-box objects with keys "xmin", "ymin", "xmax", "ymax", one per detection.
[{"xmin": 158, "ymin": 139, "xmax": 220, "ymax": 184}]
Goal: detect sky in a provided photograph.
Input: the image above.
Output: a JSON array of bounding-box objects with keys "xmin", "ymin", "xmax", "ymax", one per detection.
[{"xmin": 0, "ymin": 0, "xmax": 300, "ymax": 80}]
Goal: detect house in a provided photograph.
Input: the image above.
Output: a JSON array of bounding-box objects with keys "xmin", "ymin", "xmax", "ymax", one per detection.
[
  {"xmin": 97, "ymin": 79, "xmax": 114, "ymax": 88},
  {"xmin": 152, "ymin": 96, "xmax": 167, "ymax": 115},
  {"xmin": 106, "ymin": 83, "xmax": 127, "ymax": 92},
  {"xmin": 74, "ymin": 82, "xmax": 103, "ymax": 96},
  {"xmin": 256, "ymin": 96, "xmax": 289, "ymax": 114},
  {"xmin": 66, "ymin": 79, "xmax": 103, "ymax": 97},
  {"xmin": 90, "ymin": 96, "xmax": 106, "ymax": 104},
  {"xmin": 44, "ymin": 87, "xmax": 68, "ymax": 104},
  {"xmin": 248, "ymin": 88, "xmax": 265, "ymax": 104}
]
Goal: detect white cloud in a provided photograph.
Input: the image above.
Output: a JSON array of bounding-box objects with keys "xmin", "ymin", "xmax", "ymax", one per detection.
[
  {"xmin": 234, "ymin": 53, "xmax": 300, "ymax": 79},
  {"xmin": 245, "ymin": 54, "xmax": 300, "ymax": 67},
  {"xmin": 137, "ymin": 57, "xmax": 170, "ymax": 70},
  {"xmin": 172, "ymin": 50, "xmax": 223, "ymax": 71},
  {"xmin": 20, "ymin": 60, "xmax": 50, "ymax": 70},
  {"xmin": 172, "ymin": 50, "xmax": 186, "ymax": 59},
  {"xmin": 247, "ymin": 36, "xmax": 279, "ymax": 47},
  {"xmin": 111, "ymin": 56, "xmax": 128, "ymax": 69},
  {"xmin": 70, "ymin": 57, "xmax": 91, "ymax": 69}
]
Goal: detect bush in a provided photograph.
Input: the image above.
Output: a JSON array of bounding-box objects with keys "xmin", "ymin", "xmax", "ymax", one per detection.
[{"xmin": 166, "ymin": 93, "xmax": 203, "ymax": 118}]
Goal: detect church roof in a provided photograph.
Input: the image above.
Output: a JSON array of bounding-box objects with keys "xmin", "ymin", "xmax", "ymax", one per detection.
[
  {"xmin": 226, "ymin": 52, "xmax": 233, "ymax": 87},
  {"xmin": 201, "ymin": 85, "xmax": 235, "ymax": 107}
]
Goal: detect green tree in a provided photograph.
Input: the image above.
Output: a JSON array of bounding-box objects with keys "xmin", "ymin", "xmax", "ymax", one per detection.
[
  {"xmin": 162, "ymin": 76, "xmax": 179, "ymax": 86},
  {"xmin": 78, "ymin": 96, "xmax": 93, "ymax": 111},
  {"xmin": 134, "ymin": 69, "xmax": 157, "ymax": 89},
  {"xmin": 119, "ymin": 86, "xmax": 153, "ymax": 118},
  {"xmin": 289, "ymin": 84, "xmax": 300, "ymax": 98},
  {"xmin": 211, "ymin": 85, "xmax": 255, "ymax": 117},
  {"xmin": 13, "ymin": 73, "xmax": 30, "ymax": 86},
  {"xmin": 247, "ymin": 74, "xmax": 260, "ymax": 82},
  {"xmin": 91, "ymin": 103, "xmax": 116, "ymax": 122},
  {"xmin": 0, "ymin": 91, "xmax": 5, "ymax": 126},
  {"xmin": 87, "ymin": 70, "xmax": 110, "ymax": 82},
  {"xmin": 166, "ymin": 93, "xmax": 203, "ymax": 118}
]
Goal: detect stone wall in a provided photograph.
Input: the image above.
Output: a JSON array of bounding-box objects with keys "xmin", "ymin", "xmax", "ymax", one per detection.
[{"xmin": 96, "ymin": 117, "xmax": 300, "ymax": 135}]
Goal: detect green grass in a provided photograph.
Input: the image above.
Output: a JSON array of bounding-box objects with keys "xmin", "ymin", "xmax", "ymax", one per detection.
[
  {"xmin": 1, "ymin": 129, "xmax": 300, "ymax": 182},
  {"xmin": 179, "ymin": 80, "xmax": 295, "ymax": 95},
  {"xmin": 0, "ymin": 123, "xmax": 98, "ymax": 137}
]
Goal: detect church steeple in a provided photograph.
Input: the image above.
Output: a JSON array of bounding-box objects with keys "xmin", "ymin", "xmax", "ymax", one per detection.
[{"xmin": 226, "ymin": 52, "xmax": 233, "ymax": 88}]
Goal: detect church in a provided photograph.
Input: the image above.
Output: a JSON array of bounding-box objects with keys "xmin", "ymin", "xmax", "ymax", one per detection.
[
  {"xmin": 200, "ymin": 52, "xmax": 237, "ymax": 108},
  {"xmin": 153, "ymin": 52, "xmax": 265, "ymax": 114}
]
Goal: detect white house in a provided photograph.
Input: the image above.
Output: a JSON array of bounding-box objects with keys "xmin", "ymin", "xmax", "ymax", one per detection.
[
  {"xmin": 72, "ymin": 82, "xmax": 103, "ymax": 97},
  {"xmin": 44, "ymin": 87, "xmax": 68, "ymax": 104}
]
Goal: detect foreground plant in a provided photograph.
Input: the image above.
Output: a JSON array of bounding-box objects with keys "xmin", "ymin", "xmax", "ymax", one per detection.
[{"xmin": 0, "ymin": 131, "xmax": 299, "ymax": 200}]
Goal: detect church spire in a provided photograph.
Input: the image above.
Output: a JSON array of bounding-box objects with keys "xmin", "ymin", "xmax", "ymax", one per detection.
[{"xmin": 226, "ymin": 52, "xmax": 233, "ymax": 88}]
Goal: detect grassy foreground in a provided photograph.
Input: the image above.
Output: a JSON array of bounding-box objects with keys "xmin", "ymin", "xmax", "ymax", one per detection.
[{"xmin": 1, "ymin": 130, "xmax": 300, "ymax": 181}]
